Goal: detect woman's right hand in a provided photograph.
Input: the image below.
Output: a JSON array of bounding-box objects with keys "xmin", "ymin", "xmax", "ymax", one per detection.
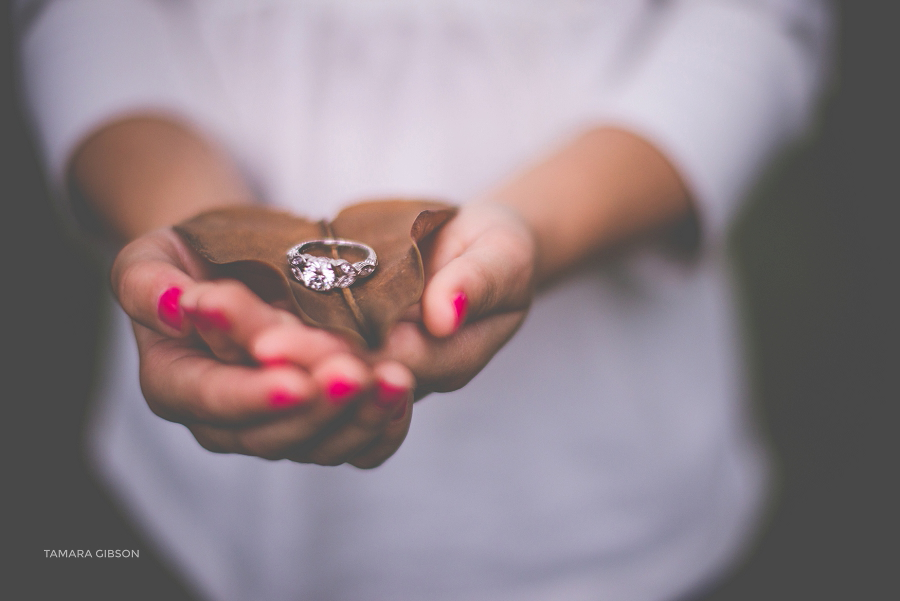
[{"xmin": 111, "ymin": 226, "xmax": 415, "ymax": 468}]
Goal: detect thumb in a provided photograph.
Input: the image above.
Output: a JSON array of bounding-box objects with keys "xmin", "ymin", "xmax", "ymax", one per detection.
[
  {"xmin": 420, "ymin": 237, "xmax": 533, "ymax": 338},
  {"xmin": 111, "ymin": 228, "xmax": 205, "ymax": 337}
]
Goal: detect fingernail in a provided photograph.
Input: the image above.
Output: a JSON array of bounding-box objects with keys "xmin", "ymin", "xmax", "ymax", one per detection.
[
  {"xmin": 326, "ymin": 380, "xmax": 360, "ymax": 405},
  {"xmin": 158, "ymin": 287, "xmax": 183, "ymax": 330},
  {"xmin": 269, "ymin": 388, "xmax": 305, "ymax": 409},
  {"xmin": 185, "ymin": 308, "xmax": 230, "ymax": 331},
  {"xmin": 183, "ymin": 308, "xmax": 208, "ymax": 330},
  {"xmin": 452, "ymin": 292, "xmax": 468, "ymax": 331},
  {"xmin": 374, "ymin": 381, "xmax": 407, "ymax": 410},
  {"xmin": 260, "ymin": 357, "xmax": 291, "ymax": 368}
]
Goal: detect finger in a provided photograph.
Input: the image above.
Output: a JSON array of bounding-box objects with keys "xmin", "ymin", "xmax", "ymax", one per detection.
[
  {"xmin": 179, "ymin": 278, "xmax": 307, "ymax": 364},
  {"xmin": 370, "ymin": 360, "xmax": 415, "ymax": 420},
  {"xmin": 179, "ymin": 280, "xmax": 248, "ymax": 363},
  {"xmin": 232, "ymin": 352, "xmax": 374, "ymax": 435},
  {"xmin": 188, "ymin": 410, "xmax": 324, "ymax": 460},
  {"xmin": 222, "ymin": 411, "xmax": 331, "ymax": 459},
  {"xmin": 111, "ymin": 231, "xmax": 204, "ymax": 337},
  {"xmin": 180, "ymin": 279, "xmax": 353, "ymax": 368},
  {"xmin": 249, "ymin": 320, "xmax": 355, "ymax": 369},
  {"xmin": 375, "ymin": 312, "xmax": 525, "ymax": 393},
  {"xmin": 310, "ymin": 352, "xmax": 375, "ymax": 408},
  {"xmin": 229, "ymin": 352, "xmax": 378, "ymax": 460},
  {"xmin": 287, "ymin": 361, "xmax": 413, "ymax": 465},
  {"xmin": 135, "ymin": 322, "xmax": 315, "ymax": 425},
  {"xmin": 347, "ymin": 401, "xmax": 413, "ymax": 469},
  {"xmin": 187, "ymin": 423, "xmax": 241, "ymax": 455},
  {"xmin": 421, "ymin": 229, "xmax": 533, "ymax": 338}
]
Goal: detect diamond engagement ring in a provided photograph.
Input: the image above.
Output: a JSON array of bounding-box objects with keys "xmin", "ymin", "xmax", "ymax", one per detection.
[{"xmin": 287, "ymin": 239, "xmax": 378, "ymax": 292}]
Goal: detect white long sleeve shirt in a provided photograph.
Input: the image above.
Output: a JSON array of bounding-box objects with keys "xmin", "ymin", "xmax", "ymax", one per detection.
[{"xmin": 18, "ymin": 1, "xmax": 832, "ymax": 600}]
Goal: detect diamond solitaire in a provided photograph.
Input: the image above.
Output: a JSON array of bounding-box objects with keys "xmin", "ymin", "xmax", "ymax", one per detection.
[{"xmin": 287, "ymin": 239, "xmax": 377, "ymax": 292}]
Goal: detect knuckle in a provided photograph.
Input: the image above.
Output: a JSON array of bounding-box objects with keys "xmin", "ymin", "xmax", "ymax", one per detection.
[
  {"xmin": 141, "ymin": 392, "xmax": 174, "ymax": 421},
  {"xmin": 350, "ymin": 431, "xmax": 404, "ymax": 469},
  {"xmin": 192, "ymin": 375, "xmax": 224, "ymax": 422},
  {"xmin": 190, "ymin": 426, "xmax": 230, "ymax": 454},
  {"xmin": 469, "ymin": 260, "xmax": 501, "ymax": 312},
  {"xmin": 305, "ymin": 450, "xmax": 346, "ymax": 467},
  {"xmin": 113, "ymin": 261, "xmax": 142, "ymax": 310},
  {"xmin": 138, "ymin": 360, "xmax": 180, "ymax": 422},
  {"xmin": 434, "ymin": 375, "xmax": 472, "ymax": 393},
  {"xmin": 351, "ymin": 413, "xmax": 386, "ymax": 434},
  {"xmin": 142, "ymin": 392, "xmax": 176, "ymax": 422},
  {"xmin": 234, "ymin": 432, "xmax": 282, "ymax": 460},
  {"xmin": 109, "ymin": 241, "xmax": 138, "ymax": 295},
  {"xmin": 349, "ymin": 456, "xmax": 383, "ymax": 470},
  {"xmin": 349, "ymin": 450, "xmax": 391, "ymax": 470},
  {"xmin": 284, "ymin": 447, "xmax": 313, "ymax": 464}
]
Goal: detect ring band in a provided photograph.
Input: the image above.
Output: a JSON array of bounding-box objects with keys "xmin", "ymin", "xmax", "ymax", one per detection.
[{"xmin": 287, "ymin": 239, "xmax": 377, "ymax": 292}]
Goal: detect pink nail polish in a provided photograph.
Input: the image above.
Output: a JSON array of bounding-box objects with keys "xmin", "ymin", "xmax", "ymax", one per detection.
[
  {"xmin": 260, "ymin": 358, "xmax": 291, "ymax": 368},
  {"xmin": 185, "ymin": 308, "xmax": 230, "ymax": 331},
  {"xmin": 183, "ymin": 307, "xmax": 209, "ymax": 330},
  {"xmin": 452, "ymin": 292, "xmax": 468, "ymax": 331},
  {"xmin": 269, "ymin": 389, "xmax": 304, "ymax": 409},
  {"xmin": 327, "ymin": 380, "xmax": 359, "ymax": 405},
  {"xmin": 374, "ymin": 381, "xmax": 407, "ymax": 410},
  {"xmin": 158, "ymin": 287, "xmax": 183, "ymax": 330},
  {"xmin": 203, "ymin": 309, "xmax": 230, "ymax": 330}
]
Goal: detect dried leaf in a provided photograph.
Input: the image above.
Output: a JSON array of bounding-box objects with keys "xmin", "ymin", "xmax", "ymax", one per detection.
[{"xmin": 173, "ymin": 200, "xmax": 457, "ymax": 347}]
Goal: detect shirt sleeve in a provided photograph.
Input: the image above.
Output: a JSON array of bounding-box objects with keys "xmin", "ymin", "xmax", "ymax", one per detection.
[
  {"xmin": 15, "ymin": 0, "xmax": 219, "ymax": 221},
  {"xmin": 596, "ymin": 0, "xmax": 834, "ymax": 247}
]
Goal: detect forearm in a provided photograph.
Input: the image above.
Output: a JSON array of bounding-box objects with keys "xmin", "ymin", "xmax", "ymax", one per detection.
[
  {"xmin": 486, "ymin": 127, "xmax": 691, "ymax": 283},
  {"xmin": 70, "ymin": 116, "xmax": 253, "ymax": 243}
]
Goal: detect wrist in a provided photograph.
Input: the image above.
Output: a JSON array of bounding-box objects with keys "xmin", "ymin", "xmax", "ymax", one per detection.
[{"xmin": 480, "ymin": 127, "xmax": 691, "ymax": 284}]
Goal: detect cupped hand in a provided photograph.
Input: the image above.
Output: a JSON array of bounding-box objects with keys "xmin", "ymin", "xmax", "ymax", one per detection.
[
  {"xmin": 111, "ymin": 227, "xmax": 414, "ymax": 468},
  {"xmin": 370, "ymin": 202, "xmax": 537, "ymax": 396}
]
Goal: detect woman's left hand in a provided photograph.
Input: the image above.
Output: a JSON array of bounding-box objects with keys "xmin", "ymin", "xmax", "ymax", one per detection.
[{"xmin": 370, "ymin": 202, "xmax": 536, "ymax": 397}]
